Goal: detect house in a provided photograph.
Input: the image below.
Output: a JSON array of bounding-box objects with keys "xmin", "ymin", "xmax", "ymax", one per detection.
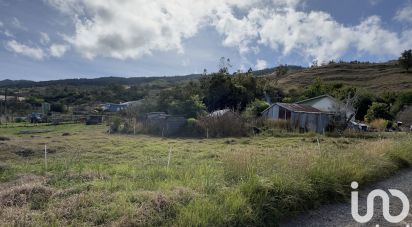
[
  {"xmin": 296, "ymin": 94, "xmax": 355, "ymax": 121},
  {"xmin": 261, "ymin": 103, "xmax": 332, "ymax": 133},
  {"xmin": 102, "ymin": 103, "xmax": 127, "ymax": 112},
  {"xmin": 102, "ymin": 100, "xmax": 142, "ymax": 112},
  {"xmin": 145, "ymin": 112, "xmax": 186, "ymax": 136}
]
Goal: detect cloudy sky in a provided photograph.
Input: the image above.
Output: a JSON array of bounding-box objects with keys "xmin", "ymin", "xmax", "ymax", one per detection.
[{"xmin": 0, "ymin": 0, "xmax": 412, "ymax": 81}]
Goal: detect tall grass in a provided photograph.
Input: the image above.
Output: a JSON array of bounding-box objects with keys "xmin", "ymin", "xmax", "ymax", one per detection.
[{"xmin": 0, "ymin": 124, "xmax": 411, "ymax": 226}]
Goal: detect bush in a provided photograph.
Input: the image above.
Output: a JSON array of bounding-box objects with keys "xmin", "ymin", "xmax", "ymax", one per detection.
[
  {"xmin": 254, "ymin": 118, "xmax": 291, "ymax": 135},
  {"xmin": 244, "ymin": 99, "xmax": 270, "ymax": 118},
  {"xmin": 197, "ymin": 111, "xmax": 250, "ymax": 137},
  {"xmin": 369, "ymin": 119, "xmax": 388, "ymax": 132},
  {"xmin": 181, "ymin": 118, "xmax": 203, "ymax": 137},
  {"xmin": 109, "ymin": 117, "xmax": 123, "ymax": 133},
  {"xmin": 365, "ymin": 102, "xmax": 392, "ymax": 122},
  {"xmin": 399, "ymin": 49, "xmax": 412, "ymax": 72}
]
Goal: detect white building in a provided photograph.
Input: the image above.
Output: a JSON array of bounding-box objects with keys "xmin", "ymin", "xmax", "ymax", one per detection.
[{"xmin": 295, "ymin": 94, "xmax": 355, "ymax": 121}]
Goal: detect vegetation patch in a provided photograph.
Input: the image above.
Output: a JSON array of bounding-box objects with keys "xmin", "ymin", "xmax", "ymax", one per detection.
[
  {"xmin": 0, "ymin": 125, "xmax": 411, "ymax": 226},
  {"xmin": 0, "ymin": 177, "xmax": 53, "ymax": 210},
  {"xmin": 13, "ymin": 148, "xmax": 35, "ymax": 157},
  {"xmin": 0, "ymin": 136, "xmax": 10, "ymax": 141}
]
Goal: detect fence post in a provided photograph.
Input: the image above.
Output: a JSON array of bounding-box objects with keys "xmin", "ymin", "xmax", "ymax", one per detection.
[
  {"xmin": 44, "ymin": 144, "xmax": 48, "ymax": 171},
  {"xmin": 167, "ymin": 146, "xmax": 172, "ymax": 170}
]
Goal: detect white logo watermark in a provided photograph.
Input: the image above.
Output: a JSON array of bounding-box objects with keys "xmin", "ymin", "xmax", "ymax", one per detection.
[{"xmin": 351, "ymin": 181, "xmax": 410, "ymax": 226}]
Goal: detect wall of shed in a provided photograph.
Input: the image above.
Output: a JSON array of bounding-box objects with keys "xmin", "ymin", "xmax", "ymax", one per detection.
[
  {"xmin": 290, "ymin": 112, "xmax": 330, "ymax": 133},
  {"xmin": 303, "ymin": 97, "xmax": 335, "ymax": 112},
  {"xmin": 263, "ymin": 105, "xmax": 279, "ymax": 119},
  {"xmin": 263, "ymin": 104, "xmax": 330, "ymax": 133},
  {"xmin": 301, "ymin": 97, "xmax": 355, "ymax": 120},
  {"xmin": 146, "ymin": 115, "xmax": 186, "ymax": 136}
]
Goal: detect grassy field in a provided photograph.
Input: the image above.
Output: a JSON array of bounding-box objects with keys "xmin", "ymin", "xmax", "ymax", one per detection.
[{"xmin": 0, "ymin": 124, "xmax": 411, "ymax": 226}]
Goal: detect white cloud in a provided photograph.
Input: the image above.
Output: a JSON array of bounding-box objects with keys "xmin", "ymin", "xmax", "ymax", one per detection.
[
  {"xmin": 219, "ymin": 8, "xmax": 412, "ymax": 63},
  {"xmin": 48, "ymin": 0, "xmax": 223, "ymax": 59},
  {"xmin": 4, "ymin": 30, "xmax": 14, "ymax": 37},
  {"xmin": 0, "ymin": 21, "xmax": 3, "ymax": 27},
  {"xmin": 394, "ymin": 4, "xmax": 412, "ymax": 24},
  {"xmin": 5, "ymin": 40, "xmax": 45, "ymax": 60},
  {"xmin": 255, "ymin": 59, "xmax": 268, "ymax": 70},
  {"xmin": 49, "ymin": 44, "xmax": 69, "ymax": 57},
  {"xmin": 40, "ymin": 32, "xmax": 51, "ymax": 45},
  {"xmin": 11, "ymin": 17, "xmax": 27, "ymax": 31},
  {"xmin": 44, "ymin": 0, "xmax": 412, "ymax": 63}
]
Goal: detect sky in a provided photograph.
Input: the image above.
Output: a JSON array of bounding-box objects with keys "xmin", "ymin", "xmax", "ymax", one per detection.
[{"xmin": 0, "ymin": 0, "xmax": 412, "ymax": 81}]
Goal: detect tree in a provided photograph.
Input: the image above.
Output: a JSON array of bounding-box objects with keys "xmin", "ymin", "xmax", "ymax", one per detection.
[
  {"xmin": 304, "ymin": 77, "xmax": 327, "ymax": 98},
  {"xmin": 244, "ymin": 99, "xmax": 270, "ymax": 117},
  {"xmin": 354, "ymin": 93, "xmax": 374, "ymax": 121},
  {"xmin": 364, "ymin": 102, "xmax": 392, "ymax": 122},
  {"xmin": 271, "ymin": 64, "xmax": 288, "ymax": 85},
  {"xmin": 200, "ymin": 71, "xmax": 261, "ymax": 111},
  {"xmin": 399, "ymin": 50, "xmax": 412, "ymax": 72},
  {"xmin": 218, "ymin": 57, "xmax": 232, "ymax": 74}
]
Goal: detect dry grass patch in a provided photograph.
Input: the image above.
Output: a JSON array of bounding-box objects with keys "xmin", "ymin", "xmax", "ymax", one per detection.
[{"xmin": 0, "ymin": 175, "xmax": 53, "ymax": 214}]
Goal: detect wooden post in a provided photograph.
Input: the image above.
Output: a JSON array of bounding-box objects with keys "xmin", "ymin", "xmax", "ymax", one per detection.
[
  {"xmin": 206, "ymin": 128, "xmax": 209, "ymax": 139},
  {"xmin": 167, "ymin": 146, "xmax": 172, "ymax": 170},
  {"xmin": 44, "ymin": 144, "xmax": 48, "ymax": 171}
]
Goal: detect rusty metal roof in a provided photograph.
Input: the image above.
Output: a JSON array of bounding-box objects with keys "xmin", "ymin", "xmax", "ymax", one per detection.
[{"xmin": 276, "ymin": 103, "xmax": 323, "ymax": 113}]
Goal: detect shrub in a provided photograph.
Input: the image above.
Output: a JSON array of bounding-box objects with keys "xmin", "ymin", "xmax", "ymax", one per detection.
[
  {"xmin": 263, "ymin": 119, "xmax": 290, "ymax": 130},
  {"xmin": 369, "ymin": 118, "xmax": 388, "ymax": 131},
  {"xmin": 181, "ymin": 118, "xmax": 203, "ymax": 137},
  {"xmin": 254, "ymin": 118, "xmax": 291, "ymax": 135},
  {"xmin": 399, "ymin": 49, "xmax": 412, "ymax": 72},
  {"xmin": 109, "ymin": 117, "xmax": 123, "ymax": 133},
  {"xmin": 0, "ymin": 136, "xmax": 10, "ymax": 141},
  {"xmin": 244, "ymin": 99, "xmax": 270, "ymax": 118},
  {"xmin": 365, "ymin": 102, "xmax": 392, "ymax": 122}
]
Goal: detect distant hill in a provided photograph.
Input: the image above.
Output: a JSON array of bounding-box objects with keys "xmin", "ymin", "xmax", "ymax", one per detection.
[
  {"xmin": 274, "ymin": 61, "xmax": 412, "ymax": 92},
  {"xmin": 0, "ymin": 74, "xmax": 201, "ymax": 88},
  {"xmin": 2, "ymin": 62, "xmax": 410, "ymax": 93},
  {"xmin": 0, "ymin": 65, "xmax": 304, "ymax": 89}
]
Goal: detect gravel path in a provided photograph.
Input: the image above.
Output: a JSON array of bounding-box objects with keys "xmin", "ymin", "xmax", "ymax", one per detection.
[{"xmin": 281, "ymin": 169, "xmax": 412, "ymax": 227}]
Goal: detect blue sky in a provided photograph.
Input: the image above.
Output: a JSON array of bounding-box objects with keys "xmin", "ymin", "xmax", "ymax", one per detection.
[{"xmin": 0, "ymin": 0, "xmax": 411, "ymax": 81}]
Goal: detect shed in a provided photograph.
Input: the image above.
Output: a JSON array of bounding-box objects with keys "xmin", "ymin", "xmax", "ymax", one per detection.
[
  {"xmin": 86, "ymin": 115, "xmax": 104, "ymax": 125},
  {"xmin": 145, "ymin": 112, "xmax": 186, "ymax": 136},
  {"xmin": 102, "ymin": 100, "xmax": 142, "ymax": 112},
  {"xmin": 261, "ymin": 103, "xmax": 332, "ymax": 133}
]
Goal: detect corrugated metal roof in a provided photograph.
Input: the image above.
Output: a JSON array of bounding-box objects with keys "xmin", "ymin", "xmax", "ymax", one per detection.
[{"xmin": 276, "ymin": 103, "xmax": 323, "ymax": 113}]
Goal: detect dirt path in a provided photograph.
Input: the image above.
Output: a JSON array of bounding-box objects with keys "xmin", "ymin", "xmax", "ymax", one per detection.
[{"xmin": 281, "ymin": 169, "xmax": 412, "ymax": 227}]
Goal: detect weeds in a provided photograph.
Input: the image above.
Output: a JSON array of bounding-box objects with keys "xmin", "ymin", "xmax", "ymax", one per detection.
[{"xmin": 0, "ymin": 124, "xmax": 411, "ymax": 226}]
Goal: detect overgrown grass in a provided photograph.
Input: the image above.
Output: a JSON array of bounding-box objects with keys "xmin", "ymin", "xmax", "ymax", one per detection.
[{"xmin": 0, "ymin": 124, "xmax": 411, "ymax": 226}]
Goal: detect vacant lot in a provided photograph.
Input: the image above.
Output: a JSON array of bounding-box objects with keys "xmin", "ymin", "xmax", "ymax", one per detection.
[{"xmin": 0, "ymin": 124, "xmax": 411, "ymax": 226}]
